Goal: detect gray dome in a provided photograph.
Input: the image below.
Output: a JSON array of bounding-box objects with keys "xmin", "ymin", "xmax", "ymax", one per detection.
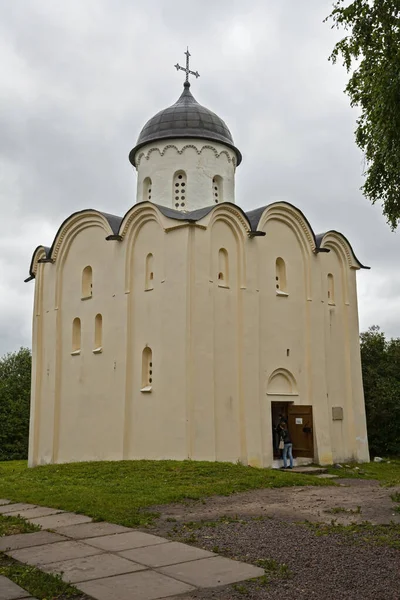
[{"xmin": 129, "ymin": 82, "xmax": 242, "ymax": 165}]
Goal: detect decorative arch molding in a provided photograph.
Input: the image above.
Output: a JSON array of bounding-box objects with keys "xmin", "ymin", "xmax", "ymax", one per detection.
[
  {"xmin": 208, "ymin": 205, "xmax": 249, "ymax": 288},
  {"xmin": 319, "ymin": 231, "xmax": 362, "ymax": 270},
  {"xmin": 50, "ymin": 211, "xmax": 114, "ymax": 262},
  {"xmin": 135, "ymin": 143, "xmax": 236, "ymax": 168},
  {"xmin": 29, "ymin": 246, "xmax": 49, "ymax": 278},
  {"xmin": 319, "ymin": 233, "xmax": 352, "ymax": 304},
  {"xmin": 258, "ymin": 204, "xmax": 314, "ymax": 299},
  {"xmin": 123, "ymin": 205, "xmax": 166, "ymax": 293},
  {"xmin": 53, "ymin": 214, "xmax": 112, "ymax": 309},
  {"xmin": 258, "ymin": 203, "xmax": 316, "ymax": 252},
  {"xmin": 266, "ymin": 368, "xmax": 299, "ymax": 396},
  {"xmin": 119, "ymin": 203, "xmax": 166, "ymax": 240}
]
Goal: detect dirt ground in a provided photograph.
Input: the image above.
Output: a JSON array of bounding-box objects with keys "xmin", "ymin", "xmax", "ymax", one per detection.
[
  {"xmin": 150, "ymin": 478, "xmax": 400, "ymax": 531},
  {"xmin": 146, "ymin": 479, "xmax": 400, "ymax": 600}
]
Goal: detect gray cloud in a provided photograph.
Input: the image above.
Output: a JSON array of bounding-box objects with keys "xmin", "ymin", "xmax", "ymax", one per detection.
[{"xmin": 0, "ymin": 0, "xmax": 399, "ymax": 355}]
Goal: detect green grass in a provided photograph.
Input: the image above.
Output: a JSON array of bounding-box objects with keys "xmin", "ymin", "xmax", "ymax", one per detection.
[
  {"xmin": 303, "ymin": 520, "xmax": 400, "ymax": 549},
  {"xmin": 324, "ymin": 505, "xmax": 362, "ymax": 515},
  {"xmin": 0, "ymin": 459, "xmax": 332, "ymax": 527},
  {"xmin": 0, "ymin": 553, "xmax": 79, "ymax": 599},
  {"xmin": 0, "ymin": 514, "xmax": 39, "ymax": 537},
  {"xmin": 326, "ymin": 458, "xmax": 400, "ymax": 486}
]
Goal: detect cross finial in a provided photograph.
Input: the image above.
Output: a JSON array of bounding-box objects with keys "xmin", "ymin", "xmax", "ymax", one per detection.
[{"xmin": 174, "ymin": 47, "xmax": 200, "ymax": 85}]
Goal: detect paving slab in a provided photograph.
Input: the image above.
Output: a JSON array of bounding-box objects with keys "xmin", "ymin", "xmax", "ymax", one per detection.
[
  {"xmin": 0, "ymin": 531, "xmax": 67, "ymax": 552},
  {"xmin": 8, "ymin": 540, "xmax": 102, "ymax": 567},
  {"xmin": 316, "ymin": 473, "xmax": 339, "ymax": 479},
  {"xmin": 119, "ymin": 541, "xmax": 215, "ymax": 568},
  {"xmin": 158, "ymin": 556, "xmax": 265, "ymax": 587},
  {"xmin": 0, "ymin": 500, "xmax": 11, "ymax": 506},
  {"xmin": 0, "ymin": 504, "xmax": 36, "ymax": 515},
  {"xmin": 83, "ymin": 531, "xmax": 169, "ymax": 552},
  {"xmin": 53, "ymin": 521, "xmax": 132, "ymax": 539},
  {"xmin": 2, "ymin": 507, "xmax": 64, "ymax": 519},
  {"xmin": 27, "ymin": 512, "xmax": 92, "ymax": 529},
  {"xmin": 77, "ymin": 570, "xmax": 195, "ymax": 600},
  {"xmin": 0, "ymin": 575, "xmax": 32, "ymax": 600},
  {"xmin": 42, "ymin": 552, "xmax": 146, "ymax": 583}
]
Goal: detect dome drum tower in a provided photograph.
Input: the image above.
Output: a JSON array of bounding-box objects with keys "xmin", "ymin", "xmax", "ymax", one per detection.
[{"xmin": 130, "ymin": 72, "xmax": 241, "ymax": 212}]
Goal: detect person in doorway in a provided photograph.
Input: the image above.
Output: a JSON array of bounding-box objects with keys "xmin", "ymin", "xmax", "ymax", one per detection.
[{"xmin": 279, "ymin": 421, "xmax": 293, "ymax": 469}]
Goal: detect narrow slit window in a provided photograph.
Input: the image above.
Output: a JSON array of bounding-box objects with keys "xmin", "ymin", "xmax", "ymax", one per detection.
[
  {"xmin": 143, "ymin": 177, "xmax": 152, "ymax": 202},
  {"xmin": 72, "ymin": 317, "xmax": 81, "ymax": 354},
  {"xmin": 328, "ymin": 273, "xmax": 335, "ymax": 304},
  {"xmin": 145, "ymin": 253, "xmax": 154, "ymax": 290},
  {"xmin": 275, "ymin": 258, "xmax": 287, "ymax": 294},
  {"xmin": 173, "ymin": 171, "xmax": 187, "ymax": 210},
  {"xmin": 212, "ymin": 175, "xmax": 223, "ymax": 204},
  {"xmin": 141, "ymin": 347, "xmax": 153, "ymax": 392},
  {"xmin": 82, "ymin": 266, "xmax": 93, "ymax": 299},
  {"xmin": 94, "ymin": 314, "xmax": 102, "ymax": 352},
  {"xmin": 218, "ymin": 248, "xmax": 229, "ymax": 286}
]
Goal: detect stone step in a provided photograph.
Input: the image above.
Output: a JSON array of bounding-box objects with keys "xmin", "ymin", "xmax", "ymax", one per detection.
[{"xmin": 285, "ymin": 466, "xmax": 328, "ymax": 475}]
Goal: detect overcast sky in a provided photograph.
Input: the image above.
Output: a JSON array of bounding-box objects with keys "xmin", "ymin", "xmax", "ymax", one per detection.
[{"xmin": 0, "ymin": 0, "xmax": 399, "ymax": 356}]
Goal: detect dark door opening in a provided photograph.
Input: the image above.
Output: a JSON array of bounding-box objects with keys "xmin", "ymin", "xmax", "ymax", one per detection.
[
  {"xmin": 271, "ymin": 401, "xmax": 291, "ymax": 458},
  {"xmin": 271, "ymin": 402, "xmax": 314, "ymax": 460}
]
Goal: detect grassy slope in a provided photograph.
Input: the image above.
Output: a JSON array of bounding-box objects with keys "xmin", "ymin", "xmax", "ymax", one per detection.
[
  {"xmin": 0, "ymin": 459, "xmax": 332, "ymax": 526},
  {"xmin": 326, "ymin": 458, "xmax": 400, "ymax": 486}
]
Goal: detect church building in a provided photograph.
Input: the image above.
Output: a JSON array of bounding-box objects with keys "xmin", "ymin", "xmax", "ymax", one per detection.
[{"xmin": 26, "ymin": 52, "xmax": 370, "ymax": 468}]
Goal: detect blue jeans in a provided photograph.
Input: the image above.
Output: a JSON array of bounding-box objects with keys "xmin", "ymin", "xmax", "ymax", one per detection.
[{"xmin": 283, "ymin": 443, "xmax": 293, "ymax": 468}]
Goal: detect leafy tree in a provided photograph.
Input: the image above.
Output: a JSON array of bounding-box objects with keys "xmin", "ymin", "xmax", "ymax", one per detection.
[
  {"xmin": 360, "ymin": 326, "xmax": 400, "ymax": 456},
  {"xmin": 326, "ymin": 0, "xmax": 400, "ymax": 229},
  {"xmin": 0, "ymin": 348, "xmax": 32, "ymax": 461}
]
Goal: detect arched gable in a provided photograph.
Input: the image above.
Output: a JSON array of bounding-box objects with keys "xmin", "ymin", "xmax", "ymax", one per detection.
[
  {"xmin": 122, "ymin": 203, "xmax": 166, "ymax": 293},
  {"xmin": 27, "ymin": 246, "xmax": 50, "ymax": 280},
  {"xmin": 50, "ymin": 210, "xmax": 115, "ymax": 262},
  {"xmin": 257, "ymin": 202, "xmax": 316, "ymax": 253},
  {"xmin": 50, "ymin": 211, "xmax": 114, "ymax": 310},
  {"xmin": 317, "ymin": 231, "xmax": 369, "ymax": 270},
  {"xmin": 208, "ymin": 204, "xmax": 249, "ymax": 288},
  {"xmin": 267, "ymin": 368, "xmax": 298, "ymax": 396},
  {"xmin": 257, "ymin": 202, "xmax": 315, "ymax": 298}
]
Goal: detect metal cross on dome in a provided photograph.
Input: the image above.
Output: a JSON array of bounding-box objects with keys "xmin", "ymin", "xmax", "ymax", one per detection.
[{"xmin": 174, "ymin": 47, "xmax": 200, "ymax": 84}]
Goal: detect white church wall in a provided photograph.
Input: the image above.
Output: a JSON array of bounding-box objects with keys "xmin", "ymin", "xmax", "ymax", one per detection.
[
  {"xmin": 346, "ymin": 270, "xmax": 370, "ymax": 462},
  {"xmin": 321, "ymin": 244, "xmax": 369, "ymax": 463},
  {"xmin": 135, "ymin": 139, "xmax": 236, "ymax": 211},
  {"xmin": 29, "ymin": 261, "xmax": 58, "ymax": 466},
  {"xmin": 28, "ymin": 201, "xmax": 369, "ymax": 469},
  {"xmin": 123, "ymin": 219, "xmax": 188, "ymax": 460},
  {"xmin": 210, "ymin": 218, "xmax": 242, "ymax": 463},
  {"xmin": 55, "ymin": 225, "xmax": 126, "ymax": 464}
]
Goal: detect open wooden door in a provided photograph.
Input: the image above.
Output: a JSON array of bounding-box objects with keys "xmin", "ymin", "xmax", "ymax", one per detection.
[{"xmin": 288, "ymin": 405, "xmax": 314, "ymax": 459}]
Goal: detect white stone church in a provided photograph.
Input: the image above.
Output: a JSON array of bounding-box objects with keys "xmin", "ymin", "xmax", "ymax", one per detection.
[{"xmin": 27, "ymin": 53, "xmax": 370, "ymax": 468}]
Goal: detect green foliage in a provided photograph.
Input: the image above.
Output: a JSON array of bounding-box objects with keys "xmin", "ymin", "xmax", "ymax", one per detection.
[
  {"xmin": 326, "ymin": 0, "xmax": 400, "ymax": 229},
  {"xmin": 360, "ymin": 326, "xmax": 400, "ymax": 456},
  {"xmin": 0, "ymin": 460, "xmax": 332, "ymax": 527},
  {"xmin": 0, "ymin": 348, "xmax": 31, "ymax": 461},
  {"xmin": 0, "ymin": 514, "xmax": 39, "ymax": 537}
]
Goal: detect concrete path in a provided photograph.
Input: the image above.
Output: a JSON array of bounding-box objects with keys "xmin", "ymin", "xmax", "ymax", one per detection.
[{"xmin": 0, "ymin": 500, "xmax": 264, "ymax": 600}]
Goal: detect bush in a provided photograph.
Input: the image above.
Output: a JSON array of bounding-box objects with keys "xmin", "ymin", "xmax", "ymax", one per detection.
[
  {"xmin": 0, "ymin": 348, "xmax": 31, "ymax": 461},
  {"xmin": 360, "ymin": 327, "xmax": 400, "ymax": 457}
]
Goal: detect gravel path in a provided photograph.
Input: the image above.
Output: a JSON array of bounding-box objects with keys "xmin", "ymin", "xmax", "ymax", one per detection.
[{"xmin": 157, "ymin": 517, "xmax": 400, "ymax": 599}]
